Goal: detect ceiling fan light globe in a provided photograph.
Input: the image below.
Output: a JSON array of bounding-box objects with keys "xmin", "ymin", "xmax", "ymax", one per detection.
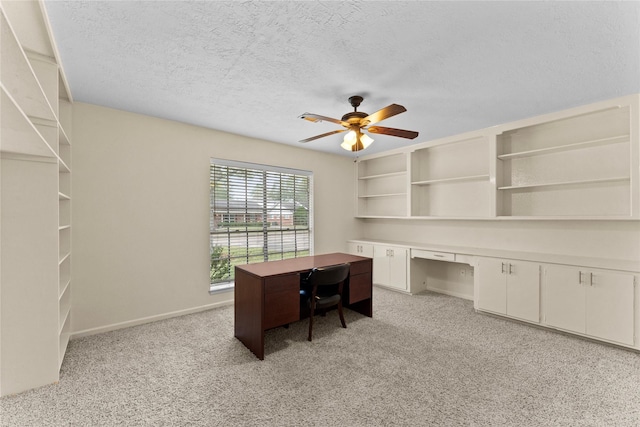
[
  {"xmin": 360, "ymin": 133, "xmax": 374, "ymax": 148},
  {"xmin": 341, "ymin": 130, "xmax": 356, "ymax": 151},
  {"xmin": 340, "ymin": 140, "xmax": 354, "ymax": 151}
]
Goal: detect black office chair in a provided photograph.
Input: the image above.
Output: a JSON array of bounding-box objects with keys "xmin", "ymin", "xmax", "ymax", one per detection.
[{"xmin": 300, "ymin": 263, "xmax": 350, "ymax": 341}]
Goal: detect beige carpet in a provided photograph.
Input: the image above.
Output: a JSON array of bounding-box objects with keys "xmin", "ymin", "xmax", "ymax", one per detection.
[{"xmin": 1, "ymin": 287, "xmax": 639, "ymax": 426}]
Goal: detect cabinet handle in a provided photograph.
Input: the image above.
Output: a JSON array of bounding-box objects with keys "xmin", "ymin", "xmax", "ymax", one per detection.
[
  {"xmin": 508, "ymin": 263, "xmax": 514, "ymax": 275},
  {"xmin": 578, "ymin": 271, "xmax": 583, "ymax": 285},
  {"xmin": 589, "ymin": 272, "xmax": 594, "ymax": 286},
  {"xmin": 390, "ymin": 250, "xmax": 394, "ymax": 257},
  {"xmin": 501, "ymin": 262, "xmax": 507, "ymax": 274}
]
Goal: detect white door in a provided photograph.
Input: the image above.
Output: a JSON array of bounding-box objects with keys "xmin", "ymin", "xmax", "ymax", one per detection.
[
  {"xmin": 386, "ymin": 247, "xmax": 408, "ymax": 291},
  {"xmin": 347, "ymin": 242, "xmax": 359, "ymax": 256},
  {"xmin": 358, "ymin": 243, "xmax": 374, "ymax": 258},
  {"xmin": 506, "ymin": 261, "xmax": 540, "ymax": 323},
  {"xmin": 477, "ymin": 258, "xmax": 507, "ymax": 315},
  {"xmin": 373, "ymin": 245, "xmax": 390, "ymax": 286},
  {"xmin": 585, "ymin": 270, "xmax": 634, "ymax": 345},
  {"xmin": 544, "ymin": 265, "xmax": 585, "ymax": 334},
  {"xmin": 347, "ymin": 242, "xmax": 374, "ymax": 258}
]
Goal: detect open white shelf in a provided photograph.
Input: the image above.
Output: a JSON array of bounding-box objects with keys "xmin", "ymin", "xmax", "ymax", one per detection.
[
  {"xmin": 498, "ymin": 176, "xmax": 630, "ymax": 191},
  {"xmin": 0, "ymin": 86, "xmax": 56, "ymax": 157},
  {"xmin": 359, "ymin": 171, "xmax": 406, "ymax": 180},
  {"xmin": 0, "ymin": 12, "xmax": 55, "ymax": 122},
  {"xmin": 498, "ymin": 134, "xmax": 629, "ymax": 160},
  {"xmin": 359, "ymin": 192, "xmax": 406, "ymax": 198},
  {"xmin": 412, "ymin": 174, "xmax": 490, "ymax": 186}
]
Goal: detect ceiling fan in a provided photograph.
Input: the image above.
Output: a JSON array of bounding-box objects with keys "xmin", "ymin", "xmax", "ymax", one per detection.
[{"xmin": 299, "ymin": 96, "xmax": 419, "ymax": 152}]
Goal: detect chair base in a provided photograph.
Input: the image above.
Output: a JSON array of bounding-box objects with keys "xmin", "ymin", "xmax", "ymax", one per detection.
[{"xmin": 308, "ymin": 302, "xmax": 347, "ymax": 341}]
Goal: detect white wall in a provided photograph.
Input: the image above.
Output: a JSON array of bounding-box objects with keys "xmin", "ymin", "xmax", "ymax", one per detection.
[{"xmin": 71, "ymin": 103, "xmax": 360, "ymax": 335}]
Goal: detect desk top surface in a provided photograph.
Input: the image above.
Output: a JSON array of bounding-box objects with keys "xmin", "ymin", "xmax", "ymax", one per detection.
[{"xmin": 235, "ymin": 252, "xmax": 371, "ymax": 278}]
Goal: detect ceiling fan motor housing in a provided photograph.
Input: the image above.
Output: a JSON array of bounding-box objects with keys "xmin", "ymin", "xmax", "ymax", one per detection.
[{"xmin": 342, "ymin": 111, "xmax": 368, "ymax": 124}]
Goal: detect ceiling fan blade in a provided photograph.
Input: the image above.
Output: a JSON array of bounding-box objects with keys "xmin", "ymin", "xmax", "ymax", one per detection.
[
  {"xmin": 299, "ymin": 129, "xmax": 347, "ymax": 143},
  {"xmin": 367, "ymin": 126, "xmax": 419, "ymax": 139},
  {"xmin": 299, "ymin": 113, "xmax": 349, "ymax": 127},
  {"xmin": 362, "ymin": 104, "xmax": 407, "ymax": 126}
]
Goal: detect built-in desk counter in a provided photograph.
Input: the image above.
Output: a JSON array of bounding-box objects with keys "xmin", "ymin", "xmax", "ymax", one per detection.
[{"xmin": 348, "ymin": 239, "xmax": 640, "ymax": 351}]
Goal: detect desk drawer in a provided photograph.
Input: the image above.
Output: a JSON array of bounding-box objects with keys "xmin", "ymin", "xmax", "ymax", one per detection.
[
  {"xmin": 348, "ymin": 272, "xmax": 372, "ymax": 304},
  {"xmin": 350, "ymin": 259, "xmax": 372, "ymax": 276},
  {"xmin": 411, "ymin": 249, "xmax": 455, "ymax": 262},
  {"xmin": 264, "ymin": 274, "xmax": 300, "ymax": 330}
]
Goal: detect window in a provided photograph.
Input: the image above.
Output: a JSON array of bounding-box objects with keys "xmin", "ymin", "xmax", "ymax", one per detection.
[{"xmin": 209, "ymin": 159, "xmax": 313, "ymax": 292}]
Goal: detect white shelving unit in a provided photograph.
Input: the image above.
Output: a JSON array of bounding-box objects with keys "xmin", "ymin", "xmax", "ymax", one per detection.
[
  {"xmin": 354, "ymin": 94, "xmax": 639, "ymax": 220},
  {"xmin": 356, "ymin": 152, "xmax": 408, "ymax": 217},
  {"xmin": 0, "ymin": 0, "xmax": 73, "ymax": 396},
  {"xmin": 410, "ymin": 133, "xmax": 492, "ymax": 218},
  {"xmin": 496, "ymin": 105, "xmax": 633, "ymax": 218}
]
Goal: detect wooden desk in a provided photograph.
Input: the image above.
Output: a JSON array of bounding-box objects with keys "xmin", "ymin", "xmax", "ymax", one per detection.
[{"xmin": 234, "ymin": 253, "xmax": 373, "ymax": 359}]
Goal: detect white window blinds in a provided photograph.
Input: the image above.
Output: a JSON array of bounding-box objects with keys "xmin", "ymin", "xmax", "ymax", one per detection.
[{"xmin": 209, "ymin": 159, "xmax": 312, "ymax": 291}]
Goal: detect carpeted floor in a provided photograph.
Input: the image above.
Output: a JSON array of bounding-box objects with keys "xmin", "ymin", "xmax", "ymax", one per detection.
[{"xmin": 1, "ymin": 287, "xmax": 639, "ymax": 426}]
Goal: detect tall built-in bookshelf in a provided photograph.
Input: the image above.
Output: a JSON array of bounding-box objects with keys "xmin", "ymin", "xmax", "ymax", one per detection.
[{"xmin": 0, "ymin": 0, "xmax": 73, "ymax": 396}]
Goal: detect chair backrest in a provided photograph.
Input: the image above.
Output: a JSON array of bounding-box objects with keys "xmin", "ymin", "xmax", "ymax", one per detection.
[{"xmin": 306, "ymin": 263, "xmax": 350, "ymax": 288}]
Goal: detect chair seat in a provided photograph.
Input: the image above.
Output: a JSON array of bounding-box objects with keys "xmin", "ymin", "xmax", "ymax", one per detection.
[{"xmin": 314, "ymin": 294, "xmax": 341, "ymax": 309}]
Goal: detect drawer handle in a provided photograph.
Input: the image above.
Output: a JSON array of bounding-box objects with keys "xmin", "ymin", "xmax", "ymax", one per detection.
[{"xmin": 434, "ymin": 254, "xmax": 444, "ymax": 258}]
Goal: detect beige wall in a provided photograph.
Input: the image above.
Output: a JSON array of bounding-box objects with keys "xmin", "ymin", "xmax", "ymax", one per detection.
[
  {"xmin": 71, "ymin": 102, "xmax": 639, "ymax": 337},
  {"xmin": 362, "ymin": 219, "xmax": 639, "ymax": 261},
  {"xmin": 71, "ymin": 103, "xmax": 360, "ymax": 335}
]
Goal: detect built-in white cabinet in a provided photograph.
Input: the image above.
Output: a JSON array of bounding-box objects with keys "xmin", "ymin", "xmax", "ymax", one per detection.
[
  {"xmin": 354, "ymin": 94, "xmax": 639, "ymax": 220},
  {"xmin": 476, "ymin": 258, "xmax": 540, "ymax": 323},
  {"xmin": 544, "ymin": 265, "xmax": 635, "ymax": 346},
  {"xmin": 0, "ymin": 1, "xmax": 73, "ymax": 396},
  {"xmin": 372, "ymin": 245, "xmax": 408, "ymax": 291}
]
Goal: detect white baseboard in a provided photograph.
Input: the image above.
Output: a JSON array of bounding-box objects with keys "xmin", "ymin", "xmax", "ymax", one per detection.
[
  {"xmin": 426, "ymin": 286, "xmax": 473, "ymax": 301},
  {"xmin": 71, "ymin": 300, "xmax": 234, "ymax": 340}
]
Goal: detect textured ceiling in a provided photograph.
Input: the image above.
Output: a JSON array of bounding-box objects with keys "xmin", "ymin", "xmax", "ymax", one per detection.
[{"xmin": 44, "ymin": 1, "xmax": 640, "ymax": 157}]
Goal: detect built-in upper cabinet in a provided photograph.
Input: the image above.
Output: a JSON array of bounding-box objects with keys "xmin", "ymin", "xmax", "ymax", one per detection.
[{"xmin": 354, "ymin": 94, "xmax": 639, "ymax": 220}]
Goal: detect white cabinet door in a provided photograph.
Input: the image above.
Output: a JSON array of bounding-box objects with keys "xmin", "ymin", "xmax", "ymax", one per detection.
[
  {"xmin": 372, "ymin": 245, "xmax": 407, "ymax": 291},
  {"xmin": 347, "ymin": 242, "xmax": 374, "ymax": 257},
  {"xmin": 545, "ymin": 265, "xmax": 635, "ymax": 346},
  {"xmin": 477, "ymin": 258, "xmax": 507, "ymax": 314},
  {"xmin": 387, "ymin": 247, "xmax": 408, "ymax": 291},
  {"xmin": 586, "ymin": 271, "xmax": 634, "ymax": 345},
  {"xmin": 545, "ymin": 265, "xmax": 586, "ymax": 334},
  {"xmin": 506, "ymin": 261, "xmax": 540, "ymax": 323},
  {"xmin": 359, "ymin": 243, "xmax": 374, "ymax": 258},
  {"xmin": 373, "ymin": 245, "xmax": 390, "ymax": 286},
  {"xmin": 477, "ymin": 258, "xmax": 539, "ymax": 322},
  {"xmin": 347, "ymin": 242, "xmax": 359, "ymax": 256}
]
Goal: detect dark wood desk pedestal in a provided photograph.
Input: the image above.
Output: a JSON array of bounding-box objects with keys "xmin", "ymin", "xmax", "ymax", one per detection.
[{"xmin": 234, "ymin": 253, "xmax": 373, "ymax": 359}]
